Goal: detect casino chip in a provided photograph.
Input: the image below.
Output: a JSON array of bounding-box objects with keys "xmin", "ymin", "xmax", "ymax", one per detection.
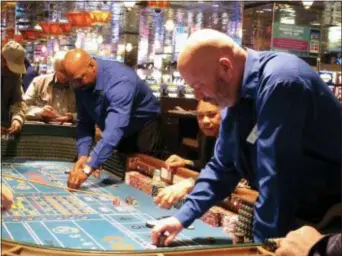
[
  {"xmin": 146, "ymin": 220, "xmax": 158, "ymax": 228},
  {"xmin": 125, "ymin": 196, "xmax": 138, "ymax": 205},
  {"xmin": 112, "ymin": 197, "xmax": 120, "ymax": 206}
]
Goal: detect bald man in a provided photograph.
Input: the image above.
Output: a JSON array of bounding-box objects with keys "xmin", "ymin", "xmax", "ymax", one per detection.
[
  {"xmin": 63, "ymin": 49, "xmax": 163, "ymax": 190},
  {"xmin": 151, "ymin": 29, "xmax": 341, "ymax": 245}
]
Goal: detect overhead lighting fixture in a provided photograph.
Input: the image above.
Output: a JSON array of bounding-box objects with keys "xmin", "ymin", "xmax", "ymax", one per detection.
[{"xmin": 302, "ymin": 1, "xmax": 314, "ymax": 9}]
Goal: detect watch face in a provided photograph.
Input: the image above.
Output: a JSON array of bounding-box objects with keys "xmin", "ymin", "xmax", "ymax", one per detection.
[{"xmin": 83, "ymin": 166, "xmax": 91, "ymax": 174}]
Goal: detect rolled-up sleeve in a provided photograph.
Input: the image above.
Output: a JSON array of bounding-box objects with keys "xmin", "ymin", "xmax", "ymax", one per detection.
[
  {"xmin": 87, "ymin": 79, "xmax": 135, "ymax": 169},
  {"xmin": 253, "ymin": 80, "xmax": 308, "ymax": 242},
  {"xmin": 174, "ymin": 109, "xmax": 241, "ymax": 227}
]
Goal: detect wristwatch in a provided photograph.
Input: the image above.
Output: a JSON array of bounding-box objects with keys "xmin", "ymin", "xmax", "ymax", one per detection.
[{"xmin": 82, "ymin": 165, "xmax": 92, "ymax": 176}]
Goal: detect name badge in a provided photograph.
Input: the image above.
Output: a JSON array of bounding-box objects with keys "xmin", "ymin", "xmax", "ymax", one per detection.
[{"xmin": 246, "ymin": 124, "xmax": 258, "ymax": 144}]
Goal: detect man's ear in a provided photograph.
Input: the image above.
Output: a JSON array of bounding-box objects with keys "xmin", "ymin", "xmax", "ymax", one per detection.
[
  {"xmin": 218, "ymin": 57, "xmax": 232, "ymax": 80},
  {"xmin": 218, "ymin": 57, "xmax": 231, "ymax": 72}
]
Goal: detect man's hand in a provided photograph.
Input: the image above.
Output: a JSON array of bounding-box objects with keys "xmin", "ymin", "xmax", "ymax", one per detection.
[
  {"xmin": 275, "ymin": 226, "xmax": 323, "ymax": 256},
  {"xmin": 40, "ymin": 105, "xmax": 57, "ymax": 119},
  {"xmin": 165, "ymin": 155, "xmax": 193, "ymax": 170},
  {"xmin": 1, "ymin": 126, "xmax": 8, "ymax": 134},
  {"xmin": 92, "ymin": 169, "xmax": 101, "ymax": 179},
  {"xmin": 67, "ymin": 156, "xmax": 91, "ymax": 190},
  {"xmin": 151, "ymin": 217, "xmax": 183, "ymax": 246},
  {"xmin": 1, "ymin": 184, "xmax": 14, "ymax": 212},
  {"xmin": 67, "ymin": 166, "xmax": 89, "ymax": 191},
  {"xmin": 154, "ymin": 179, "xmax": 194, "ymax": 209},
  {"xmin": 8, "ymin": 120, "xmax": 22, "ymax": 134},
  {"xmin": 51, "ymin": 113, "xmax": 74, "ymax": 124}
]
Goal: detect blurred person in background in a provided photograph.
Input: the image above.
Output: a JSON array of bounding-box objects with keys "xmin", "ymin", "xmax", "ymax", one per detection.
[
  {"xmin": 22, "ymin": 58, "xmax": 39, "ymax": 92},
  {"xmin": 1, "ymin": 40, "xmax": 27, "ymax": 134},
  {"xmin": 23, "ymin": 51, "xmax": 76, "ymax": 124}
]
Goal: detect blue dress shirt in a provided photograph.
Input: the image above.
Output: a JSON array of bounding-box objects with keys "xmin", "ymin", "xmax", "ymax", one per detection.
[
  {"xmin": 175, "ymin": 49, "xmax": 341, "ymax": 242},
  {"xmin": 75, "ymin": 59, "xmax": 160, "ymax": 168}
]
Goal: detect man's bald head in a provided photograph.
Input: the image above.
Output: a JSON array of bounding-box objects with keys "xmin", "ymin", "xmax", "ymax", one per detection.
[
  {"xmin": 63, "ymin": 49, "xmax": 97, "ymax": 88},
  {"xmin": 177, "ymin": 29, "xmax": 247, "ymax": 108},
  {"xmin": 178, "ymin": 29, "xmax": 238, "ymax": 72}
]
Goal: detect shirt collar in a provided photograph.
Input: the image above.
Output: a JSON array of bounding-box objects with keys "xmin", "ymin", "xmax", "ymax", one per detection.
[
  {"xmin": 240, "ymin": 48, "xmax": 261, "ymax": 100},
  {"xmin": 94, "ymin": 58, "xmax": 105, "ymax": 92},
  {"xmin": 50, "ymin": 73, "xmax": 70, "ymax": 89}
]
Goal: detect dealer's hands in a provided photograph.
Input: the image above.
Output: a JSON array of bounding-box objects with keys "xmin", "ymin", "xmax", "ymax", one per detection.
[
  {"xmin": 1, "ymin": 184, "xmax": 14, "ymax": 212},
  {"xmin": 151, "ymin": 217, "xmax": 183, "ymax": 246},
  {"xmin": 154, "ymin": 179, "xmax": 194, "ymax": 209},
  {"xmin": 165, "ymin": 155, "xmax": 193, "ymax": 170},
  {"xmin": 275, "ymin": 226, "xmax": 323, "ymax": 256},
  {"xmin": 67, "ymin": 156, "xmax": 101, "ymax": 190}
]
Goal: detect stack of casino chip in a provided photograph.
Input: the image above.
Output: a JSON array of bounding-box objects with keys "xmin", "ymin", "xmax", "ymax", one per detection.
[
  {"xmin": 151, "ymin": 169, "xmax": 167, "ymax": 198},
  {"xmin": 235, "ymin": 202, "xmax": 254, "ymax": 242},
  {"xmin": 222, "ymin": 214, "xmax": 239, "ymax": 239}
]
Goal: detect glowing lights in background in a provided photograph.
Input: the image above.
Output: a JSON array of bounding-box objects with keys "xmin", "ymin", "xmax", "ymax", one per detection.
[
  {"xmin": 164, "ymin": 19, "xmax": 175, "ymax": 31},
  {"xmin": 126, "ymin": 42, "xmax": 133, "ymax": 52},
  {"xmin": 123, "ymin": 1, "xmax": 136, "ymax": 9},
  {"xmin": 302, "ymin": 1, "xmax": 314, "ymax": 10}
]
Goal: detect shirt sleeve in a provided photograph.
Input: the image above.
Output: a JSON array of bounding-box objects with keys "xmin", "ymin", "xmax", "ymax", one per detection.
[
  {"xmin": 75, "ymin": 91, "xmax": 95, "ymax": 157},
  {"xmin": 23, "ymin": 77, "xmax": 43, "ymax": 120},
  {"xmin": 253, "ymin": 79, "xmax": 308, "ymax": 242},
  {"xmin": 10, "ymin": 77, "xmax": 26, "ymax": 125},
  {"xmin": 87, "ymin": 79, "xmax": 135, "ymax": 169},
  {"xmin": 174, "ymin": 109, "xmax": 241, "ymax": 227}
]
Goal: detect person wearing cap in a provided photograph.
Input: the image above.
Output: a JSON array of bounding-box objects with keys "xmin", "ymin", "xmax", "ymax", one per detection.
[
  {"xmin": 24, "ymin": 51, "xmax": 76, "ymax": 124},
  {"xmin": 1, "ymin": 40, "xmax": 27, "ymax": 134}
]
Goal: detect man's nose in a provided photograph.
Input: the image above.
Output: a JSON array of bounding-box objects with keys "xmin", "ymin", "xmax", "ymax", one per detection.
[{"xmin": 202, "ymin": 116, "xmax": 211, "ymax": 124}]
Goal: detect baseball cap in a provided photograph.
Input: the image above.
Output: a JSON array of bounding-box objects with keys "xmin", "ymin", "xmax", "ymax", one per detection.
[{"xmin": 2, "ymin": 40, "xmax": 26, "ymax": 74}]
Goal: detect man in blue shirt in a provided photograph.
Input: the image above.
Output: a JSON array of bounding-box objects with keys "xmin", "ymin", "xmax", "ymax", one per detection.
[
  {"xmin": 63, "ymin": 49, "xmax": 163, "ymax": 190},
  {"xmin": 151, "ymin": 29, "xmax": 341, "ymax": 245}
]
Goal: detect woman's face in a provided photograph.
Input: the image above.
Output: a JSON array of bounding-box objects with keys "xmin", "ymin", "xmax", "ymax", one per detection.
[{"xmin": 197, "ymin": 100, "xmax": 221, "ymax": 137}]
